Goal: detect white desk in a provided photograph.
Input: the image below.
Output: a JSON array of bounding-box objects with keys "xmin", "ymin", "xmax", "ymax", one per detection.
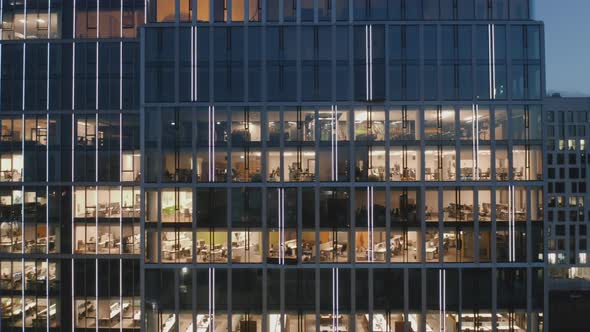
[
  {"xmin": 460, "ymin": 321, "xmax": 492, "ymax": 331},
  {"xmin": 268, "ymin": 314, "xmax": 282, "ymax": 332},
  {"xmin": 372, "ymin": 314, "xmax": 389, "ymax": 332},
  {"xmin": 37, "ymin": 304, "xmax": 57, "ymax": 319},
  {"xmin": 133, "ymin": 310, "xmax": 141, "ymax": 325},
  {"xmin": 162, "ymin": 314, "xmax": 176, "ymax": 332},
  {"xmin": 425, "ymin": 246, "xmax": 437, "ymax": 260},
  {"xmin": 196, "ymin": 314, "xmax": 210, "ymax": 332}
]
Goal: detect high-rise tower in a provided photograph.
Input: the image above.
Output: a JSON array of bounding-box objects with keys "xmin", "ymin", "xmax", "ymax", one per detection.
[{"xmin": 0, "ymin": 1, "xmax": 545, "ymax": 331}]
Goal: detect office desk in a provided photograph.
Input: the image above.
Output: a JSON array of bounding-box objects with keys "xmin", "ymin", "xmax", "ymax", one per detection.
[
  {"xmin": 162, "ymin": 315, "xmax": 176, "ymax": 332},
  {"xmin": 33, "ymin": 304, "xmax": 57, "ymax": 326},
  {"xmin": 195, "ymin": 314, "xmax": 210, "ymax": 332},
  {"xmin": 460, "ymin": 321, "xmax": 492, "ymax": 331},
  {"xmin": 201, "ymin": 248, "xmax": 224, "ymax": 262},
  {"xmin": 77, "ymin": 301, "xmax": 94, "ymax": 318},
  {"xmin": 99, "ymin": 303, "xmax": 122, "ymax": 325},
  {"xmin": 24, "ymin": 301, "xmax": 37, "ymax": 313},
  {"xmin": 133, "ymin": 310, "xmax": 141, "ymax": 326},
  {"xmin": 425, "ymin": 246, "xmax": 437, "ymax": 260},
  {"xmin": 364, "ymin": 313, "xmax": 389, "ymax": 331},
  {"xmin": 319, "ymin": 326, "xmax": 348, "ymax": 332},
  {"xmin": 319, "ymin": 314, "xmax": 347, "ymax": 332},
  {"xmin": 374, "ymin": 248, "xmax": 386, "ymax": 261},
  {"xmin": 162, "ymin": 247, "xmax": 190, "ymax": 261}
]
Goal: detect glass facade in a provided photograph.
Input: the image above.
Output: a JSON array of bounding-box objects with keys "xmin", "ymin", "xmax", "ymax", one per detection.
[
  {"xmin": 544, "ymin": 96, "xmax": 590, "ymax": 332},
  {"xmin": 0, "ymin": 0, "xmax": 143, "ymax": 330},
  {"xmin": 544, "ymin": 97, "xmax": 590, "ymax": 267},
  {"xmin": 0, "ymin": 0, "xmax": 547, "ymax": 331}
]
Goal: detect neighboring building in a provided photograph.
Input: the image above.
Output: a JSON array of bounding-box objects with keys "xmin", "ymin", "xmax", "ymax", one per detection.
[
  {"xmin": 0, "ymin": 1, "xmax": 546, "ymax": 332},
  {"xmin": 0, "ymin": 1, "xmax": 144, "ymax": 331},
  {"xmin": 544, "ymin": 94, "xmax": 590, "ymax": 332},
  {"xmin": 544, "ymin": 95, "xmax": 590, "ymax": 266}
]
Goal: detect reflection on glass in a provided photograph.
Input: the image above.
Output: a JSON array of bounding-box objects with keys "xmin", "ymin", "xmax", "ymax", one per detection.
[
  {"xmin": 389, "ymin": 108, "xmax": 420, "ymax": 140},
  {"xmin": 512, "ymin": 146, "xmax": 543, "ymax": 181},
  {"xmin": 355, "ymin": 188, "xmax": 386, "ymax": 263},
  {"xmin": 318, "ymin": 147, "xmax": 350, "ymax": 182},
  {"xmin": 459, "ymin": 106, "xmax": 490, "ymax": 141},
  {"xmin": 267, "ymin": 111, "xmax": 281, "ymax": 145},
  {"xmin": 318, "ymin": 108, "xmax": 349, "ymax": 142},
  {"xmin": 354, "ymin": 107, "xmax": 385, "ymax": 141},
  {"xmin": 2, "ymin": 3, "xmax": 61, "ymax": 39},
  {"xmin": 231, "ymin": 110, "xmax": 261, "ymax": 143},
  {"xmin": 424, "ymin": 107, "xmax": 455, "ymax": 140},
  {"xmin": 494, "ymin": 108, "xmax": 509, "ymax": 140}
]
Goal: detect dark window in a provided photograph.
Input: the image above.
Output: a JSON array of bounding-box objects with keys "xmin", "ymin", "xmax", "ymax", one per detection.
[
  {"xmin": 284, "ymin": 0, "xmax": 296, "ymax": 21},
  {"xmin": 266, "ymin": 0, "xmax": 279, "ymax": 21},
  {"xmin": 457, "ymin": 0, "xmax": 474, "ymax": 19},
  {"xmin": 569, "ymin": 154, "xmax": 577, "ymax": 165},
  {"xmin": 555, "ymin": 182, "xmax": 565, "ymax": 193},
  {"xmin": 336, "ymin": 0, "xmax": 350, "ymax": 20},
  {"xmin": 510, "ymin": 0, "xmax": 529, "ymax": 19},
  {"xmin": 405, "ymin": 0, "xmax": 423, "ymax": 19},
  {"xmin": 144, "ymin": 28, "xmax": 175, "ymax": 103},
  {"xmin": 423, "ymin": 0, "xmax": 439, "ymax": 19}
]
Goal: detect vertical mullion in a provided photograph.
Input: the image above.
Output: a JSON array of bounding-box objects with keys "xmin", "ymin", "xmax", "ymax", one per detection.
[
  {"xmin": 95, "ymin": 258, "xmax": 98, "ymax": 332},
  {"xmin": 492, "ymin": 24, "xmax": 496, "ymax": 99},
  {"xmin": 72, "ymin": 42, "xmax": 76, "ymax": 110},
  {"xmin": 490, "ymin": 23, "xmax": 495, "ymax": 99},
  {"xmin": 21, "ymin": 186, "xmax": 25, "ymax": 332},
  {"xmin": 175, "ymin": 269, "xmax": 180, "ymax": 332},
  {"xmin": 22, "ymin": 43, "xmax": 26, "ymax": 111},
  {"xmin": 47, "ymin": 39, "xmax": 50, "ymax": 111}
]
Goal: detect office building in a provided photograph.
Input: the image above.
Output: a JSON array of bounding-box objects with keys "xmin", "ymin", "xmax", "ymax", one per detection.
[
  {"xmin": 544, "ymin": 94, "xmax": 590, "ymax": 332},
  {"xmin": 0, "ymin": 0, "xmax": 545, "ymax": 331},
  {"xmin": 0, "ymin": 0, "xmax": 143, "ymax": 330}
]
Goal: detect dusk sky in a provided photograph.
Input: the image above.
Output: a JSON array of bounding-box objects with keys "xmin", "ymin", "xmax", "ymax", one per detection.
[{"xmin": 535, "ymin": 0, "xmax": 590, "ymax": 96}]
